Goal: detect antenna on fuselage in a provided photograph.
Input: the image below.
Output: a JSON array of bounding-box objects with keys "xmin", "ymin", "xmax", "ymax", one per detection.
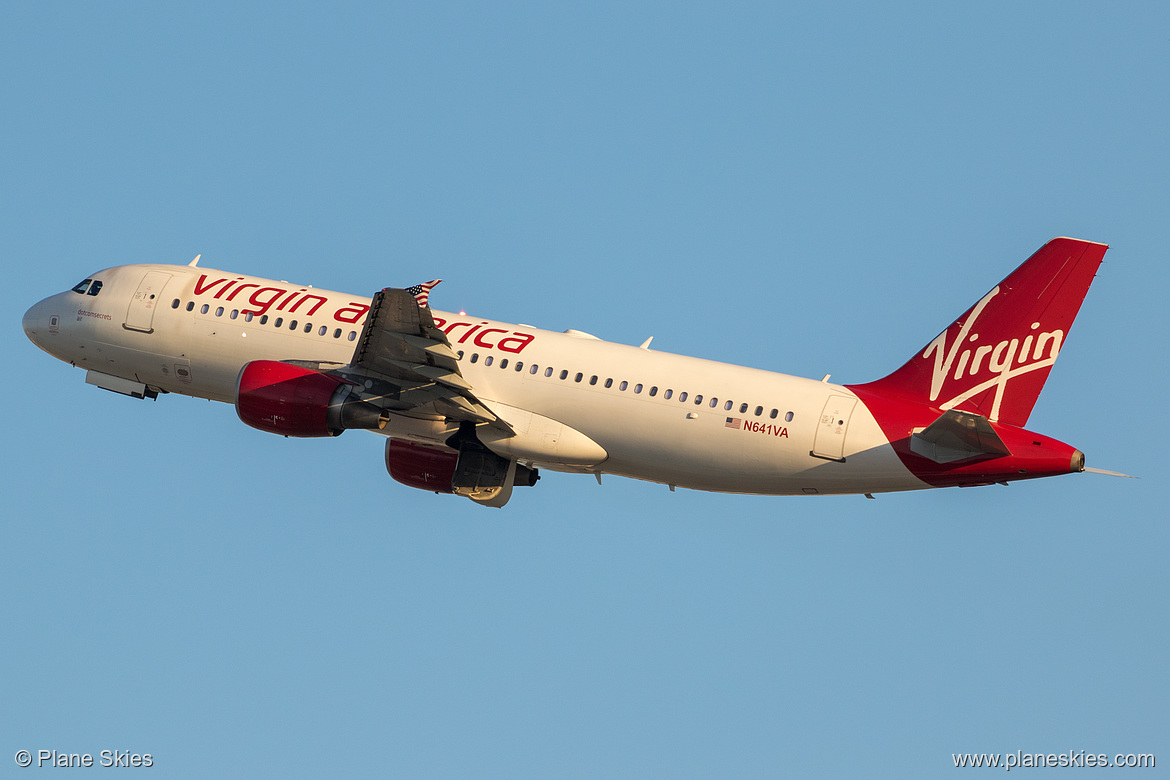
[{"xmin": 188, "ymin": 254, "xmax": 202, "ymax": 267}]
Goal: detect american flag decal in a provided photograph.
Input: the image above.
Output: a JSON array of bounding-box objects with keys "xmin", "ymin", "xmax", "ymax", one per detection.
[
  {"xmin": 725, "ymin": 417, "xmax": 741, "ymax": 429},
  {"xmin": 405, "ymin": 279, "xmax": 442, "ymax": 307}
]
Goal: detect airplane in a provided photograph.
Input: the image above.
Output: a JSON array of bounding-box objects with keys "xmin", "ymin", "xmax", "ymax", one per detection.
[{"xmin": 22, "ymin": 237, "xmax": 1118, "ymax": 507}]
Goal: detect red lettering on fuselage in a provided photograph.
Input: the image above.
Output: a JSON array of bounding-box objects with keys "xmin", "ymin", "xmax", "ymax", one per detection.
[
  {"xmin": 334, "ymin": 303, "xmax": 369, "ymax": 324},
  {"xmin": 226, "ymin": 283, "xmax": 260, "ymax": 301},
  {"xmin": 743, "ymin": 421, "xmax": 788, "ymax": 437},
  {"xmin": 191, "ymin": 274, "xmax": 535, "ymax": 351},
  {"xmin": 275, "ymin": 289, "xmax": 305, "ymax": 312},
  {"xmin": 245, "ymin": 287, "xmax": 287, "ymax": 317},
  {"xmin": 215, "ymin": 278, "xmax": 247, "ymax": 299},
  {"xmin": 497, "ymin": 333, "xmax": 535, "ymax": 353},
  {"xmin": 287, "ymin": 294, "xmax": 327, "ymax": 316},
  {"xmin": 473, "ymin": 328, "xmax": 508, "ymax": 349},
  {"xmin": 193, "ymin": 274, "xmax": 231, "ymax": 296},
  {"xmin": 444, "ymin": 322, "xmax": 477, "ymax": 341}
]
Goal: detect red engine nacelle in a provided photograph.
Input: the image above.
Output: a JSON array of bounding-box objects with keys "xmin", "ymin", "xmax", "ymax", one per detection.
[
  {"xmin": 385, "ymin": 439, "xmax": 458, "ymax": 493},
  {"xmin": 236, "ymin": 360, "xmax": 387, "ymax": 437}
]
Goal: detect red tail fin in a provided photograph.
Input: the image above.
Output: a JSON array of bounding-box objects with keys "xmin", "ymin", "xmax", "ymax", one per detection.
[{"xmin": 851, "ymin": 237, "xmax": 1107, "ymax": 427}]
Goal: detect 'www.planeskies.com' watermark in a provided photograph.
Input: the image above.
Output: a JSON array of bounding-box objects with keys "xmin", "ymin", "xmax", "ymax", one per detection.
[{"xmin": 954, "ymin": 750, "xmax": 1154, "ymax": 770}]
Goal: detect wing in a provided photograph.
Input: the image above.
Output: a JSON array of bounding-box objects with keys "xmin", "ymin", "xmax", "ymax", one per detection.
[{"xmin": 341, "ymin": 287, "xmax": 510, "ymax": 430}]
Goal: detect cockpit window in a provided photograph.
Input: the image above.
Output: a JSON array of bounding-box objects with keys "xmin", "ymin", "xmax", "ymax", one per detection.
[
  {"xmin": 72, "ymin": 279, "xmax": 92, "ymax": 294},
  {"xmin": 86, "ymin": 280, "xmax": 103, "ymax": 296}
]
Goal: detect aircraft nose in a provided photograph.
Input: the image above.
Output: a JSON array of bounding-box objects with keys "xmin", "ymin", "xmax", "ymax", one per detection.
[{"xmin": 22, "ymin": 301, "xmax": 41, "ymax": 343}]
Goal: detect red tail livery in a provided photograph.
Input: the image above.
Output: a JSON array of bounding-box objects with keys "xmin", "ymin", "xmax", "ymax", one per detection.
[
  {"xmin": 852, "ymin": 238, "xmax": 1106, "ymax": 426},
  {"xmin": 849, "ymin": 238, "xmax": 1107, "ymax": 488}
]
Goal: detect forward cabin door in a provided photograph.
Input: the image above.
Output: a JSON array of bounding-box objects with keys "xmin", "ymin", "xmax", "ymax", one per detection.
[
  {"xmin": 123, "ymin": 271, "xmax": 173, "ymax": 333},
  {"xmin": 811, "ymin": 395, "xmax": 857, "ymax": 461}
]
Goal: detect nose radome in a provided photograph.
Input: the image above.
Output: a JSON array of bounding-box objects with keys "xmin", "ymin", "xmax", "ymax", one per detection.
[{"xmin": 22, "ymin": 301, "xmax": 41, "ymax": 343}]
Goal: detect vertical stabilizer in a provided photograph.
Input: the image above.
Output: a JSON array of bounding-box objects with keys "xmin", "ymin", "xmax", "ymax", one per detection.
[{"xmin": 850, "ymin": 237, "xmax": 1107, "ymax": 426}]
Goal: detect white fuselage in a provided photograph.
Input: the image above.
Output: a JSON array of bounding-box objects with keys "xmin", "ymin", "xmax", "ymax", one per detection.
[{"xmin": 24, "ymin": 263, "xmax": 927, "ymax": 495}]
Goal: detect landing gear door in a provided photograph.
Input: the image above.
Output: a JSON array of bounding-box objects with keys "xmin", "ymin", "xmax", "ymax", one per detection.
[
  {"xmin": 124, "ymin": 271, "xmax": 173, "ymax": 333},
  {"xmin": 811, "ymin": 395, "xmax": 857, "ymax": 462}
]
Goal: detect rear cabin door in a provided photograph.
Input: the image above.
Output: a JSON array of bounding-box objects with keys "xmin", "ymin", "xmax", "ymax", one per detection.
[
  {"xmin": 811, "ymin": 395, "xmax": 857, "ymax": 462},
  {"xmin": 123, "ymin": 271, "xmax": 173, "ymax": 333}
]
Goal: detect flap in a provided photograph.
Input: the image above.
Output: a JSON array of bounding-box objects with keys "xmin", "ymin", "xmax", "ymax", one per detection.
[{"xmin": 340, "ymin": 287, "xmax": 510, "ymax": 430}]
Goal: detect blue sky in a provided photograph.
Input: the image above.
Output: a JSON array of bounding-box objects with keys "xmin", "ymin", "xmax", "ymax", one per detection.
[{"xmin": 2, "ymin": 2, "xmax": 1166, "ymax": 777}]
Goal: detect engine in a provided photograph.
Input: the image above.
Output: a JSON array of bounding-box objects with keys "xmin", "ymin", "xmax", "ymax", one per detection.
[
  {"xmin": 236, "ymin": 360, "xmax": 388, "ymax": 437},
  {"xmin": 384, "ymin": 436, "xmax": 541, "ymax": 497},
  {"xmin": 384, "ymin": 439, "xmax": 459, "ymax": 493}
]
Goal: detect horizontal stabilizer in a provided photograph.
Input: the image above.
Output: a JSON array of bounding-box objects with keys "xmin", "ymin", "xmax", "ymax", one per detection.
[{"xmin": 910, "ymin": 409, "xmax": 1010, "ymax": 464}]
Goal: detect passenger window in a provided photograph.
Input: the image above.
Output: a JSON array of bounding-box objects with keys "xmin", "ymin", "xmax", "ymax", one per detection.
[
  {"xmin": 200, "ymin": 304, "xmax": 210, "ymax": 314},
  {"xmin": 604, "ymin": 378, "xmax": 613, "ymax": 388},
  {"xmin": 619, "ymin": 381, "xmax": 628, "ymax": 391},
  {"xmin": 755, "ymin": 406, "xmax": 763, "ymax": 416},
  {"xmin": 785, "ymin": 411, "xmax": 794, "ymax": 422},
  {"xmin": 635, "ymin": 384, "xmax": 643, "ymax": 394},
  {"xmin": 245, "ymin": 312, "xmax": 254, "ymax": 322},
  {"xmin": 693, "ymin": 394, "xmax": 702, "ymax": 404},
  {"xmin": 333, "ymin": 328, "xmax": 341, "ymax": 338},
  {"xmin": 348, "ymin": 331, "xmax": 357, "ymax": 341},
  {"xmin": 544, "ymin": 367, "xmax": 553, "ymax": 377},
  {"xmin": 274, "ymin": 317, "xmax": 283, "ymax": 327},
  {"xmin": 514, "ymin": 361, "xmax": 524, "ymax": 372},
  {"xmin": 500, "ymin": 359, "xmax": 509, "ymax": 369},
  {"xmin": 739, "ymin": 403, "xmax": 748, "ymax": 414},
  {"xmin": 470, "ymin": 353, "xmax": 479, "ymax": 363},
  {"xmin": 485, "ymin": 356, "xmax": 494, "ymax": 366},
  {"xmin": 457, "ymin": 350, "xmax": 464, "ymax": 359},
  {"xmin": 230, "ymin": 310, "xmax": 238, "ymax": 319},
  {"xmin": 649, "ymin": 386, "xmax": 658, "ymax": 397},
  {"xmin": 289, "ymin": 320, "xmax": 297, "ymax": 330},
  {"xmin": 171, "ymin": 299, "xmax": 180, "ymax": 309},
  {"xmin": 574, "ymin": 373, "xmax": 583, "ymax": 382},
  {"xmin": 664, "ymin": 389, "xmax": 673, "ymax": 399},
  {"xmin": 679, "ymin": 392, "xmax": 688, "ymax": 402},
  {"xmin": 215, "ymin": 307, "xmax": 224, "ymax": 317},
  {"xmin": 318, "ymin": 325, "xmax": 327, "ymax": 336},
  {"xmin": 87, "ymin": 281, "xmax": 102, "ymax": 296},
  {"xmin": 770, "ymin": 409, "xmax": 778, "ymax": 419},
  {"xmin": 71, "ymin": 279, "xmax": 92, "ymax": 294},
  {"xmin": 260, "ymin": 315, "xmax": 268, "ymax": 324},
  {"xmin": 709, "ymin": 398, "xmax": 718, "ymax": 408},
  {"xmin": 724, "ymin": 400, "xmax": 733, "ymax": 411},
  {"xmin": 186, "ymin": 301, "xmax": 195, "ymax": 312},
  {"xmin": 589, "ymin": 375, "xmax": 598, "ymax": 385},
  {"xmin": 531, "ymin": 365, "xmax": 540, "ymax": 375},
  {"xmin": 560, "ymin": 370, "xmax": 568, "ymax": 380},
  {"xmin": 304, "ymin": 323, "xmax": 313, "ymax": 333}
]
